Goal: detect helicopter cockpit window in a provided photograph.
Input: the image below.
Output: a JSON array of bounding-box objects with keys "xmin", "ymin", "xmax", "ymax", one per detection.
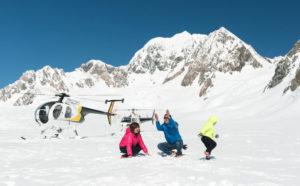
[
  {"xmin": 53, "ymin": 105, "xmax": 63, "ymax": 119},
  {"xmin": 132, "ymin": 118, "xmax": 138, "ymax": 123},
  {"xmin": 39, "ymin": 105, "xmax": 49, "ymax": 124},
  {"xmin": 65, "ymin": 106, "xmax": 72, "ymax": 118}
]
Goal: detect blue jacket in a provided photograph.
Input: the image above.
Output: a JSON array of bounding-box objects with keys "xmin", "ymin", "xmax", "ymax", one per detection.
[{"xmin": 156, "ymin": 117, "xmax": 183, "ymax": 144}]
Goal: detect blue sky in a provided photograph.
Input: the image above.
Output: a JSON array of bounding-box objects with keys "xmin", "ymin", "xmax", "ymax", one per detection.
[{"xmin": 0, "ymin": 0, "xmax": 299, "ymax": 88}]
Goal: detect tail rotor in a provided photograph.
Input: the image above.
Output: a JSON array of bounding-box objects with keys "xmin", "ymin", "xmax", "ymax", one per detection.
[{"xmin": 105, "ymin": 99, "xmax": 124, "ymax": 125}]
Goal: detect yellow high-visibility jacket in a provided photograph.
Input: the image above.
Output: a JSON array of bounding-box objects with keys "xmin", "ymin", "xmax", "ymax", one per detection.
[{"xmin": 200, "ymin": 115, "xmax": 218, "ymax": 138}]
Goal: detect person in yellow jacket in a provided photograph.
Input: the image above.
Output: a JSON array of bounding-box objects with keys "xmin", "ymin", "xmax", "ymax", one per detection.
[{"xmin": 197, "ymin": 115, "xmax": 219, "ymax": 160}]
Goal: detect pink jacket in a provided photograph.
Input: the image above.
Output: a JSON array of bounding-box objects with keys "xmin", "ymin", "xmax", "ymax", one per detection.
[{"xmin": 119, "ymin": 127, "xmax": 148, "ymax": 155}]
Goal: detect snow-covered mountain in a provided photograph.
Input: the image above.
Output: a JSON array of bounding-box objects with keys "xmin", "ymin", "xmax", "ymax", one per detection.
[
  {"xmin": 128, "ymin": 27, "xmax": 267, "ymax": 97},
  {"xmin": 0, "ymin": 66, "xmax": 70, "ymax": 105},
  {"xmin": 266, "ymin": 40, "xmax": 300, "ymax": 93},
  {"xmin": 0, "ymin": 27, "xmax": 299, "ymax": 105}
]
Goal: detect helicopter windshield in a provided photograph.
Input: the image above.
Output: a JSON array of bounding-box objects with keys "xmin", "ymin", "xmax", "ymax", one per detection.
[
  {"xmin": 132, "ymin": 118, "xmax": 138, "ymax": 123},
  {"xmin": 35, "ymin": 102, "xmax": 55, "ymax": 125},
  {"xmin": 39, "ymin": 107, "xmax": 49, "ymax": 124}
]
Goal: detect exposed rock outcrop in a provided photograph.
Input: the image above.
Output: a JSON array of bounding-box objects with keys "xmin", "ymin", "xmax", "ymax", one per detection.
[{"xmin": 266, "ymin": 40, "xmax": 300, "ymax": 93}]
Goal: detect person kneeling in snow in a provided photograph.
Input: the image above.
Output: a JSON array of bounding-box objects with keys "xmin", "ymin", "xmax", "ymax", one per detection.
[
  {"xmin": 119, "ymin": 122, "xmax": 150, "ymax": 158},
  {"xmin": 198, "ymin": 115, "xmax": 219, "ymax": 160},
  {"xmin": 155, "ymin": 110, "xmax": 187, "ymax": 158}
]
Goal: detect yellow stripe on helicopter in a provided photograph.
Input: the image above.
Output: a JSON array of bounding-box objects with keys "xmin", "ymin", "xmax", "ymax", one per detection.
[{"xmin": 66, "ymin": 105, "xmax": 82, "ymax": 122}]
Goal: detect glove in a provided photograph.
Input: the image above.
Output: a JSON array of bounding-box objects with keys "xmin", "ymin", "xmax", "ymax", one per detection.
[
  {"xmin": 197, "ymin": 133, "xmax": 203, "ymax": 137},
  {"xmin": 215, "ymin": 134, "xmax": 219, "ymax": 138},
  {"xmin": 183, "ymin": 144, "xmax": 188, "ymax": 150}
]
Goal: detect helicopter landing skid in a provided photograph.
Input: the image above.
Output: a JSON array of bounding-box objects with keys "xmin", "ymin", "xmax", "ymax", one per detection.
[{"xmin": 120, "ymin": 123, "xmax": 130, "ymax": 131}]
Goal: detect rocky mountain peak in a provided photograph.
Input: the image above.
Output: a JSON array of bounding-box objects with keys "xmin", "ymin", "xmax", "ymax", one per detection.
[
  {"xmin": 287, "ymin": 40, "xmax": 300, "ymax": 57},
  {"xmin": 170, "ymin": 31, "xmax": 192, "ymax": 41},
  {"xmin": 79, "ymin": 60, "xmax": 114, "ymax": 73},
  {"xmin": 127, "ymin": 30, "xmax": 208, "ymax": 74},
  {"xmin": 266, "ymin": 40, "xmax": 300, "ymax": 92},
  {"xmin": 215, "ymin": 26, "xmax": 233, "ymax": 34},
  {"xmin": 178, "ymin": 27, "xmax": 266, "ymax": 97},
  {"xmin": 76, "ymin": 59, "xmax": 128, "ymax": 88},
  {"xmin": 209, "ymin": 27, "xmax": 238, "ymax": 42}
]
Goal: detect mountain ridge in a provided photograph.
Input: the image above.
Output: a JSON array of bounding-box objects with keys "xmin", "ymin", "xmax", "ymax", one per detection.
[{"xmin": 1, "ymin": 27, "xmax": 299, "ymax": 105}]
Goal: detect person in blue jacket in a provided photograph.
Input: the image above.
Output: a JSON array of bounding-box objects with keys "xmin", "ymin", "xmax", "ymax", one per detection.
[{"xmin": 155, "ymin": 110, "xmax": 186, "ymax": 157}]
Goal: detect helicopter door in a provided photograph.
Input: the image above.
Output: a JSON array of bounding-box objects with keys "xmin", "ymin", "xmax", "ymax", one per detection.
[
  {"xmin": 65, "ymin": 106, "xmax": 72, "ymax": 119},
  {"xmin": 64, "ymin": 105, "xmax": 80, "ymax": 120},
  {"xmin": 52, "ymin": 104, "xmax": 63, "ymax": 119},
  {"xmin": 49, "ymin": 103, "xmax": 79, "ymax": 122}
]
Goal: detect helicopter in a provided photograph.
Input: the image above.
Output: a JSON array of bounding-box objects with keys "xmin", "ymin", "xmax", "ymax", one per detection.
[
  {"xmin": 119, "ymin": 108, "xmax": 155, "ymax": 130},
  {"xmin": 32, "ymin": 92, "xmax": 124, "ymax": 139}
]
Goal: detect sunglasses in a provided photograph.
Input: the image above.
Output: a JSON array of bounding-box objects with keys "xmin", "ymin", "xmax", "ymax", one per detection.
[{"xmin": 164, "ymin": 117, "xmax": 169, "ymax": 119}]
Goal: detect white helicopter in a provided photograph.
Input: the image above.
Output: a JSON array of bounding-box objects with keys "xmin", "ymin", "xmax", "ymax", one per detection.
[
  {"xmin": 118, "ymin": 108, "xmax": 155, "ymax": 130},
  {"xmin": 22, "ymin": 92, "xmax": 124, "ymax": 139}
]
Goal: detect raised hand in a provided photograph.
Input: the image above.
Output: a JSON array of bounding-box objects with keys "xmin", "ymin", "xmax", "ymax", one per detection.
[
  {"xmin": 166, "ymin": 109, "xmax": 170, "ymax": 116},
  {"xmin": 154, "ymin": 113, "xmax": 159, "ymax": 121},
  {"xmin": 166, "ymin": 109, "xmax": 170, "ymax": 118}
]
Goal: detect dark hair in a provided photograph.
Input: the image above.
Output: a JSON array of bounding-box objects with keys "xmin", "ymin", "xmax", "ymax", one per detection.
[{"xmin": 130, "ymin": 122, "xmax": 140, "ymax": 133}]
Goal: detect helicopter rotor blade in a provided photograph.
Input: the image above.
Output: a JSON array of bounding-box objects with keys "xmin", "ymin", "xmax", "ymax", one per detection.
[
  {"xmin": 117, "ymin": 108, "xmax": 156, "ymax": 111},
  {"xmin": 116, "ymin": 109, "xmax": 132, "ymax": 111},
  {"xmin": 152, "ymin": 109, "xmax": 155, "ymax": 125},
  {"xmin": 136, "ymin": 109, "xmax": 155, "ymax": 111},
  {"xmin": 16, "ymin": 92, "xmax": 53, "ymax": 96},
  {"xmin": 75, "ymin": 97, "xmax": 106, "ymax": 103},
  {"xmin": 71, "ymin": 94, "xmax": 121, "ymax": 97},
  {"xmin": 16, "ymin": 91, "xmax": 121, "ymax": 98}
]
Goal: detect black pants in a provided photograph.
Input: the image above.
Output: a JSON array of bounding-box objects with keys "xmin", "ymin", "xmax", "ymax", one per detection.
[
  {"xmin": 120, "ymin": 144, "xmax": 142, "ymax": 157},
  {"xmin": 201, "ymin": 136, "xmax": 217, "ymax": 154}
]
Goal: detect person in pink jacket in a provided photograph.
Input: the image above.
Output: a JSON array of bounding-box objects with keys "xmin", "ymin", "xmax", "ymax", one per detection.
[{"xmin": 119, "ymin": 122, "xmax": 150, "ymax": 158}]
